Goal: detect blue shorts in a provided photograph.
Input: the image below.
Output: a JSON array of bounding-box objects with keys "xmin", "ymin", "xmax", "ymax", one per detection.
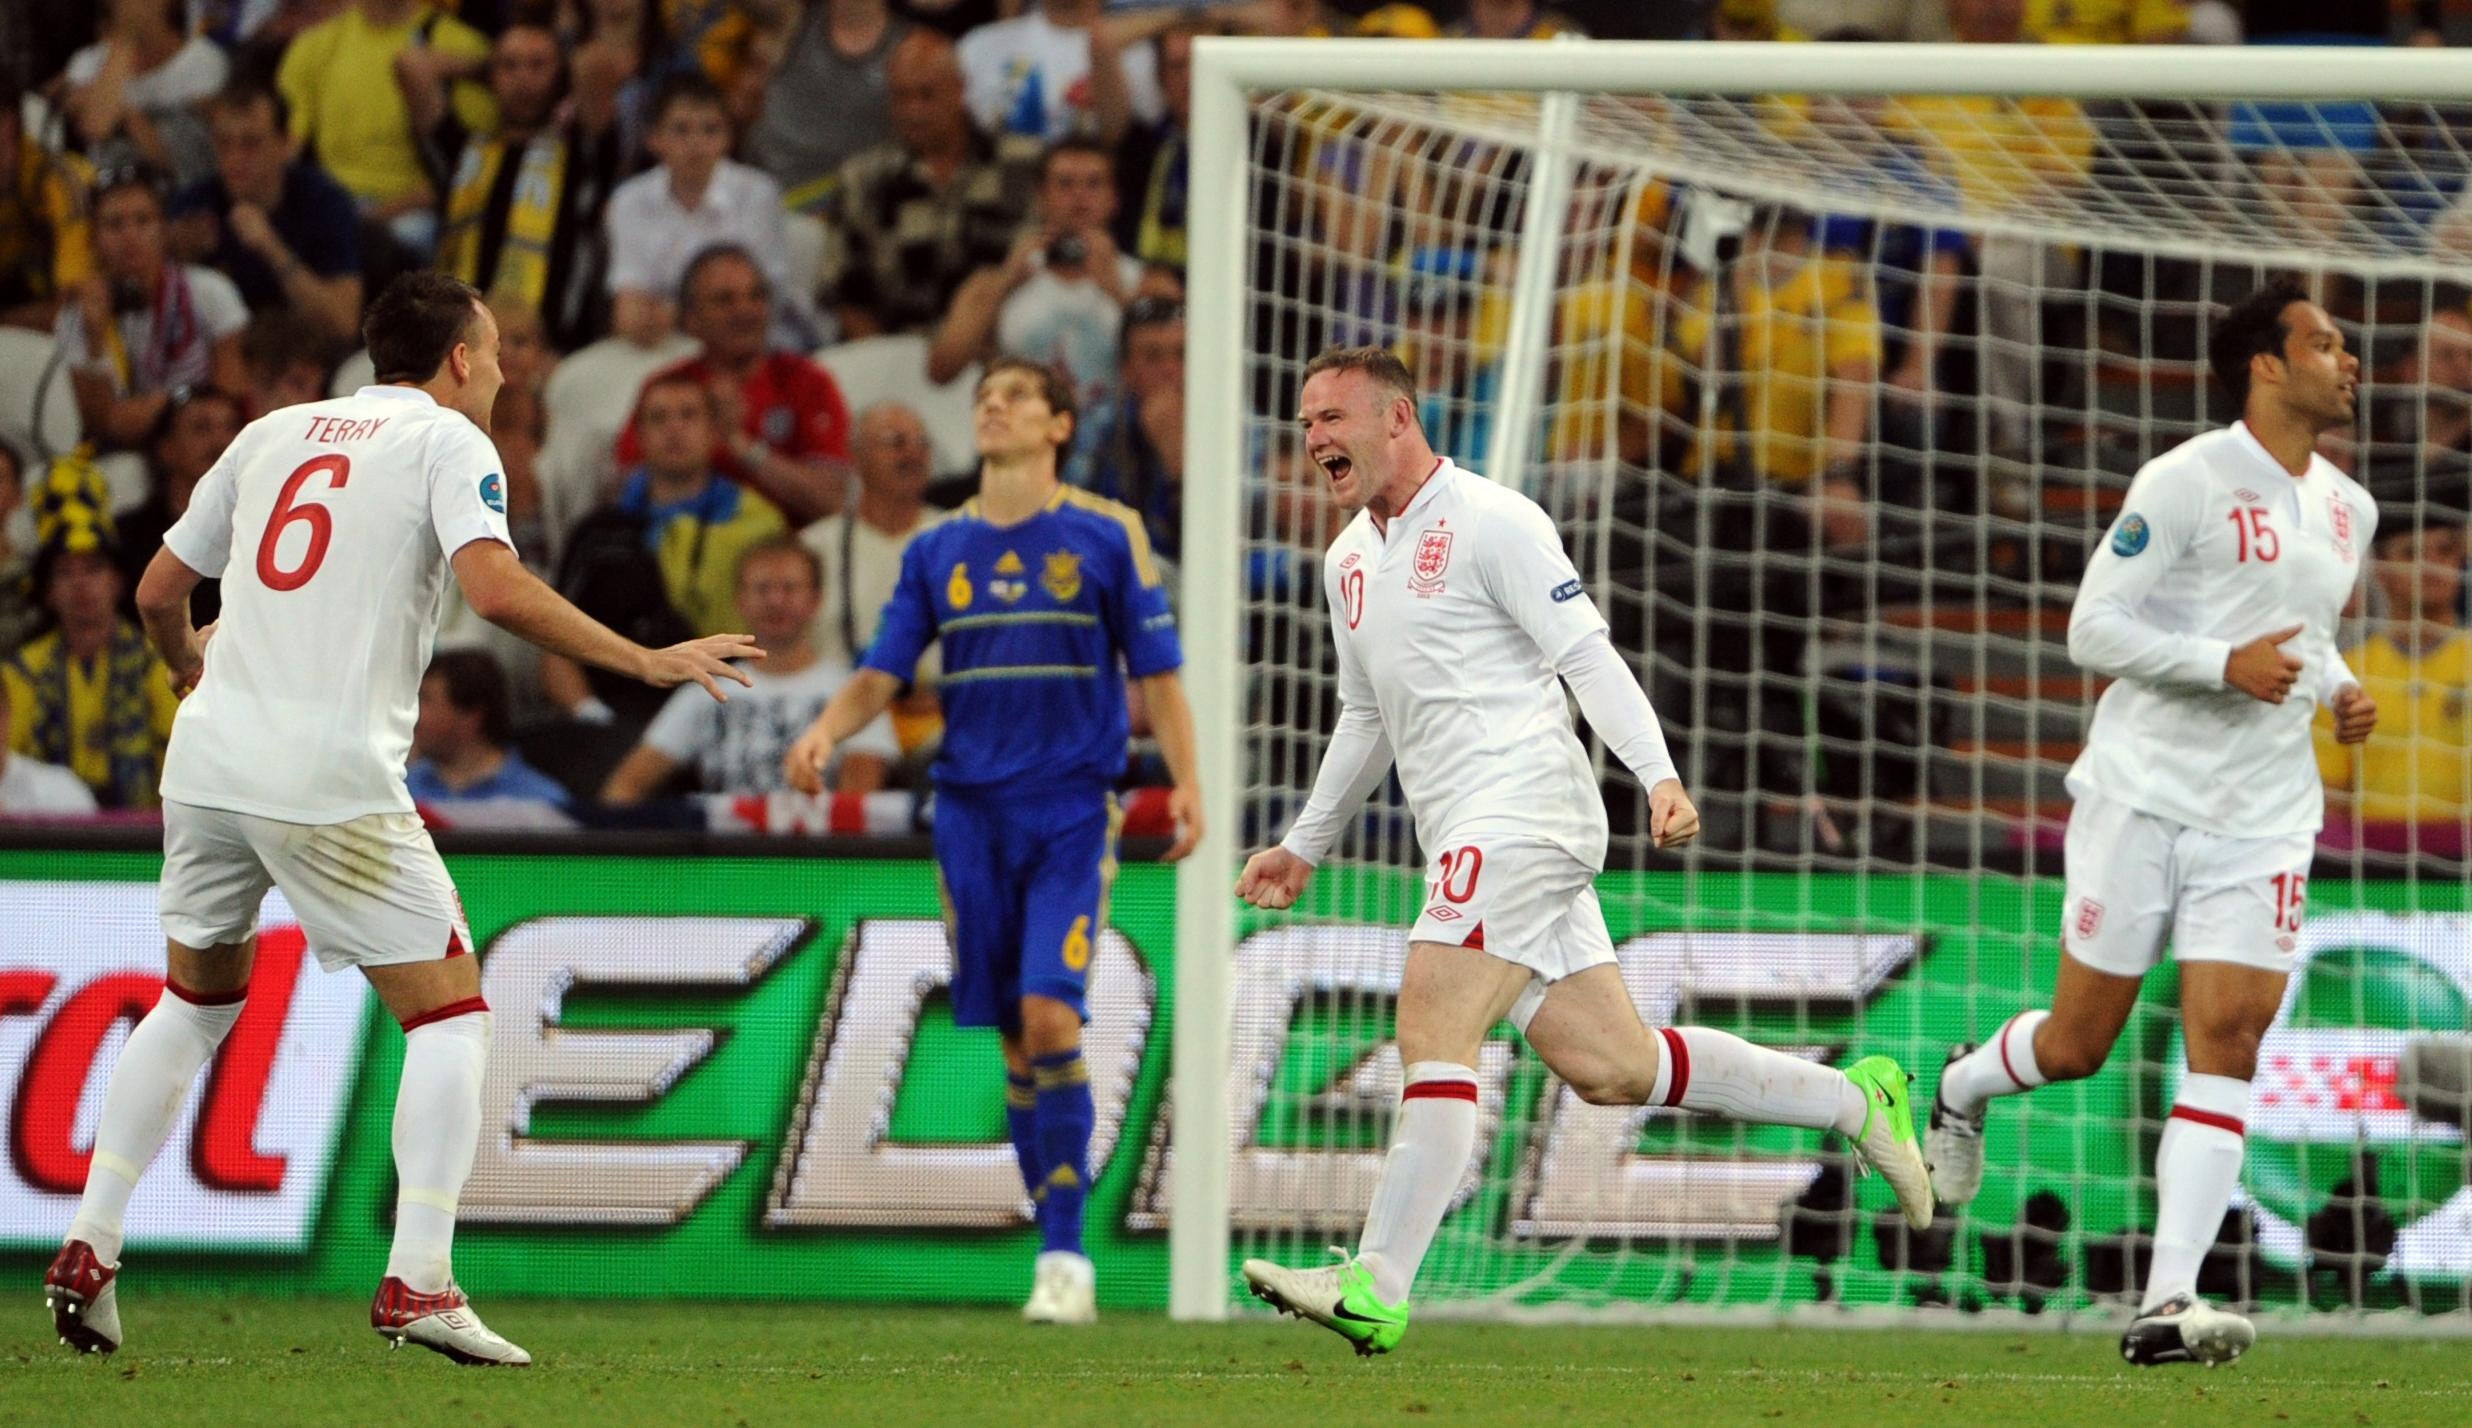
[{"xmin": 933, "ymin": 785, "xmax": 1120, "ymax": 1033}]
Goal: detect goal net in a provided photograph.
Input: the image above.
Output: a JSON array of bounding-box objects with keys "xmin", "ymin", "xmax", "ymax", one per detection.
[{"xmin": 1171, "ymin": 39, "xmax": 2472, "ymax": 1328}]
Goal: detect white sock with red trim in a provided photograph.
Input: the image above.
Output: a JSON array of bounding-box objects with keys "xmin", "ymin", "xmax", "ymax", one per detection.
[
  {"xmin": 66, "ymin": 982, "xmax": 247, "ymax": 1264},
  {"xmin": 1356, "ymin": 1061, "xmax": 1477, "ymax": 1305},
  {"xmin": 1648, "ymin": 1026, "xmax": 1869, "ymax": 1135},
  {"xmin": 385, "ymin": 1001, "xmax": 491, "ymax": 1295},
  {"xmin": 1938, "ymin": 1009, "xmax": 2052, "ymax": 1117},
  {"xmin": 2142, "ymin": 1072, "xmax": 2250, "ymax": 1313}
]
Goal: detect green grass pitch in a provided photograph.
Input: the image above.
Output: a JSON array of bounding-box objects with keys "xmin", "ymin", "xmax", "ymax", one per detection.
[{"xmin": 6, "ymin": 1296, "xmax": 2471, "ymax": 1426}]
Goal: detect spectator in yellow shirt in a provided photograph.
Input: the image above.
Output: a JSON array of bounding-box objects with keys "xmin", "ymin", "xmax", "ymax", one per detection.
[
  {"xmin": 0, "ymin": 88, "xmax": 96, "ymax": 330},
  {"xmin": 1884, "ymin": 0, "xmax": 2095, "ymax": 450},
  {"xmin": 2318, "ymin": 478, "xmax": 2472, "ymax": 831},
  {"xmin": 276, "ymin": 0, "xmax": 494, "ymax": 260},
  {"xmin": 1669, "ymin": 210, "xmax": 1880, "ymax": 548},
  {"xmin": 2022, "ymin": 0, "xmax": 2188, "ymax": 43}
]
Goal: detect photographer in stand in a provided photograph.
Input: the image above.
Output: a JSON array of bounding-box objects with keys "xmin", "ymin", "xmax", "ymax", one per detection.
[{"xmin": 929, "ymin": 136, "xmax": 1148, "ymax": 409}]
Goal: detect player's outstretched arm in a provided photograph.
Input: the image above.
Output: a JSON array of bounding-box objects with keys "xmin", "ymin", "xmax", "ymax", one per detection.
[
  {"xmin": 451, "ymin": 540, "xmax": 762, "ymax": 702},
  {"xmin": 784, "ymin": 669, "xmax": 903, "ymax": 796},
  {"xmin": 134, "ymin": 546, "xmax": 209, "ymax": 694},
  {"xmin": 1137, "ymin": 670, "xmax": 1206, "ymax": 861}
]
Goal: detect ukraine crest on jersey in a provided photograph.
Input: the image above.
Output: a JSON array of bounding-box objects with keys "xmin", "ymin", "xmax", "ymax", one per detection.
[
  {"xmin": 863, "ymin": 485, "xmax": 1182, "ymax": 794},
  {"xmin": 1042, "ymin": 551, "xmax": 1083, "ymax": 602}
]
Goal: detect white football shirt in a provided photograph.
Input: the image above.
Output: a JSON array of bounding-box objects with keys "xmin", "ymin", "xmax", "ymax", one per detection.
[
  {"xmin": 2068, "ymin": 421, "xmax": 2376, "ymax": 837},
  {"xmin": 1296, "ymin": 460, "xmax": 1614, "ymax": 867},
  {"xmin": 160, "ymin": 386, "xmax": 515, "ymax": 824}
]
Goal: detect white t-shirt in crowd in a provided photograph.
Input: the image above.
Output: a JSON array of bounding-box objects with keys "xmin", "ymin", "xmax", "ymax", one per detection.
[
  {"xmin": 1288, "ymin": 460, "xmax": 1614, "ymax": 868},
  {"xmin": 2068, "ymin": 421, "xmax": 2376, "ymax": 837},
  {"xmin": 53, "ymin": 264, "xmax": 248, "ymax": 396},
  {"xmin": 604, "ymin": 160, "xmax": 792, "ymax": 302},
  {"xmin": 0, "ymin": 754, "xmax": 100, "ymax": 816},
  {"xmin": 66, "ymin": 37, "xmax": 231, "ymax": 112},
  {"xmin": 956, "ymin": 10, "xmax": 1161, "ymax": 140},
  {"xmin": 160, "ymin": 386, "xmax": 515, "ymax": 823},
  {"xmin": 799, "ymin": 507, "xmax": 944, "ymax": 672},
  {"xmin": 641, "ymin": 655, "xmax": 899, "ymax": 795},
  {"xmin": 997, "ymin": 253, "xmax": 1146, "ymax": 409}
]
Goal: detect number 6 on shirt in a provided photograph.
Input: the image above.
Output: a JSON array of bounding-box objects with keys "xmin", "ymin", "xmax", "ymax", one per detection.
[{"xmin": 257, "ymin": 454, "xmax": 352, "ymax": 592}]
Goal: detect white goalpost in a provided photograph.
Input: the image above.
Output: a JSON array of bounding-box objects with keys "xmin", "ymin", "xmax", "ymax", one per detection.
[{"xmin": 1171, "ymin": 38, "xmax": 2472, "ymax": 1327}]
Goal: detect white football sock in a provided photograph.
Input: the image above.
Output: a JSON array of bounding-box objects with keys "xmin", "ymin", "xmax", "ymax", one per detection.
[
  {"xmin": 1648, "ymin": 1026, "xmax": 1869, "ymax": 1136},
  {"xmin": 1356, "ymin": 1061, "xmax": 1477, "ymax": 1305},
  {"xmin": 2143, "ymin": 1072, "xmax": 2250, "ymax": 1314},
  {"xmin": 1938, "ymin": 1009, "xmax": 2051, "ymax": 1117},
  {"xmin": 67, "ymin": 984, "xmax": 246, "ymax": 1264},
  {"xmin": 385, "ymin": 1004, "xmax": 491, "ymax": 1295}
]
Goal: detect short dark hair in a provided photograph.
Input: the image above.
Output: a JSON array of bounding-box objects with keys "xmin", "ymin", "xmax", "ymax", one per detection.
[
  {"xmin": 153, "ymin": 387, "xmax": 245, "ymax": 452},
  {"xmin": 679, "ymin": 242, "xmax": 767, "ymax": 307},
  {"xmin": 243, "ymin": 307, "xmax": 336, "ymax": 381},
  {"xmin": 1038, "ymin": 136, "xmax": 1116, "ymax": 184},
  {"xmin": 210, "ymin": 78, "xmax": 288, "ymax": 133},
  {"xmin": 1303, "ymin": 346, "xmax": 1419, "ymax": 411},
  {"xmin": 2209, "ymin": 276, "xmax": 2314, "ymax": 410},
  {"xmin": 737, "ymin": 534, "xmax": 821, "ymax": 591},
  {"xmin": 1122, "ymin": 295, "xmax": 1183, "ymax": 343},
  {"xmin": 424, "ymin": 649, "xmax": 513, "ymax": 749},
  {"xmin": 979, "ymin": 356, "xmax": 1077, "ymax": 441},
  {"xmin": 91, "ymin": 163, "xmax": 168, "ymax": 214},
  {"xmin": 365, "ymin": 272, "xmax": 486, "ymax": 385},
  {"xmin": 649, "ymin": 70, "xmax": 726, "ymax": 126},
  {"xmin": 636, "ymin": 368, "xmax": 720, "ymax": 423}
]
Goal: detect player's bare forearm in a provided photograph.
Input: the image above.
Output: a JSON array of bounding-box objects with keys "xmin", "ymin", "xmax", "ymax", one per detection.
[
  {"xmin": 785, "ymin": 671, "xmax": 901, "ymax": 795},
  {"xmin": 451, "ymin": 539, "xmax": 648, "ymax": 681},
  {"xmin": 1138, "ymin": 671, "xmax": 1201, "ymax": 796},
  {"xmin": 598, "ymin": 745, "xmax": 677, "ymax": 806},
  {"xmin": 1140, "ymin": 671, "xmax": 1205, "ymax": 859},
  {"xmin": 135, "ymin": 547, "xmax": 206, "ymax": 687},
  {"xmin": 822, "ymin": 669, "xmax": 903, "ymax": 744}
]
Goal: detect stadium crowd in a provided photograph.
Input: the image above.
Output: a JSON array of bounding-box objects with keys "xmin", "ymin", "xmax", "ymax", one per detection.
[{"xmin": 0, "ymin": 0, "xmax": 2467, "ymax": 856}]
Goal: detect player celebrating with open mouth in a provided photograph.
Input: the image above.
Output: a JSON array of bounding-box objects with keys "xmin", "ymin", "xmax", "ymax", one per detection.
[
  {"xmin": 1235, "ymin": 347, "xmax": 1933, "ymax": 1357},
  {"xmin": 1927, "ymin": 278, "xmax": 2377, "ymax": 1368}
]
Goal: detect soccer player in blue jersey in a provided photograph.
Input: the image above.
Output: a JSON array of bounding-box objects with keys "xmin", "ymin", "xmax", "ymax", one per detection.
[{"xmin": 786, "ymin": 356, "xmax": 1202, "ymax": 1324}]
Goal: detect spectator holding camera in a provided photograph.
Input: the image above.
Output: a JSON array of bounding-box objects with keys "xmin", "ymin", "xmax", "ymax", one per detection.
[{"xmin": 930, "ymin": 137, "xmax": 1145, "ymax": 407}]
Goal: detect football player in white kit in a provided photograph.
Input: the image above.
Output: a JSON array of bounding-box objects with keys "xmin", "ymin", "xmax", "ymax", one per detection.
[
  {"xmin": 42, "ymin": 273, "xmax": 761, "ymax": 1365},
  {"xmin": 1927, "ymin": 278, "xmax": 2379, "ymax": 1367},
  {"xmin": 1234, "ymin": 348, "xmax": 1934, "ymax": 1355}
]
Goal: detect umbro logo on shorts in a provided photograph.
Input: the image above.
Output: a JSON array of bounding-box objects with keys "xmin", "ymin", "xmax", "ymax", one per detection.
[{"xmin": 1424, "ymin": 906, "xmax": 1463, "ymax": 922}]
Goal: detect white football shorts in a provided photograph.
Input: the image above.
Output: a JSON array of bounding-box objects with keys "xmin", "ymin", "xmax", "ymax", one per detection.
[
  {"xmin": 2060, "ymin": 785, "xmax": 2316, "ymax": 978},
  {"xmin": 160, "ymin": 801, "xmax": 474, "ymax": 973},
  {"xmin": 1406, "ymin": 834, "xmax": 1617, "ymax": 1031}
]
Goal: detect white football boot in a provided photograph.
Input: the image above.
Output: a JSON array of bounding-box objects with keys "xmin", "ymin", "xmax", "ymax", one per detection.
[
  {"xmin": 2121, "ymin": 1294, "xmax": 2255, "ymax": 1368},
  {"xmin": 371, "ymin": 1278, "xmax": 532, "ymax": 1366},
  {"xmin": 1021, "ymin": 1251, "xmax": 1098, "ymax": 1325}
]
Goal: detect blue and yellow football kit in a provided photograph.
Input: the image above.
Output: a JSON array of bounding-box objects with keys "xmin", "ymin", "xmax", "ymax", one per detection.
[{"xmin": 862, "ymin": 483, "xmax": 1180, "ymax": 1256}]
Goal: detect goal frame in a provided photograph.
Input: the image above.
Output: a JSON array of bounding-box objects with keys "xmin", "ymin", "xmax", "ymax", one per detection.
[{"xmin": 1169, "ymin": 37, "xmax": 2472, "ymax": 1322}]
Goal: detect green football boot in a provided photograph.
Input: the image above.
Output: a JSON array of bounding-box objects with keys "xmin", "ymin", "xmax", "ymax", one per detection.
[
  {"xmin": 1242, "ymin": 1250, "xmax": 1409, "ymax": 1356},
  {"xmin": 1844, "ymin": 1054, "xmax": 1935, "ymax": 1230}
]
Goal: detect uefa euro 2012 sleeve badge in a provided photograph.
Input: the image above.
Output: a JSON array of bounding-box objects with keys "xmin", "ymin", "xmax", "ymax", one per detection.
[{"xmin": 2111, "ymin": 513, "xmax": 2150, "ymax": 557}]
